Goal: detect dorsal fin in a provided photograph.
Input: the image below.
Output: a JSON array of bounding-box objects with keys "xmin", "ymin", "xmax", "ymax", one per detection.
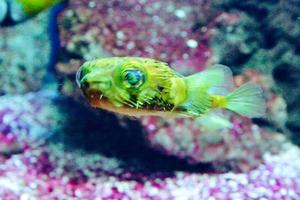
[{"xmin": 186, "ymin": 64, "xmax": 234, "ymax": 95}]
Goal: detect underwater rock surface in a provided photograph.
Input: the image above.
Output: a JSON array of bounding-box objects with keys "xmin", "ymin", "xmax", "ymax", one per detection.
[
  {"xmin": 0, "ymin": 12, "xmax": 50, "ymax": 95},
  {"xmin": 142, "ymin": 114, "xmax": 283, "ymax": 172},
  {"xmin": 0, "ymin": 91, "xmax": 63, "ymax": 154},
  {"xmin": 0, "ymin": 136, "xmax": 299, "ymax": 199},
  {"xmin": 58, "ymin": 0, "xmax": 213, "ymax": 67}
]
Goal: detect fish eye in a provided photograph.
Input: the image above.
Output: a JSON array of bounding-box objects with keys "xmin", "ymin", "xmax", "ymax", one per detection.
[{"xmin": 123, "ymin": 69, "xmax": 145, "ymax": 88}]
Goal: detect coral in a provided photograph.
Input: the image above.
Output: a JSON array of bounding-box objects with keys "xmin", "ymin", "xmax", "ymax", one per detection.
[
  {"xmin": 0, "ymin": 11, "xmax": 50, "ymax": 95},
  {"xmin": 211, "ymin": 0, "xmax": 300, "ymax": 73},
  {"xmin": 141, "ymin": 113, "xmax": 284, "ymax": 172},
  {"xmin": 0, "ymin": 91, "xmax": 64, "ymax": 154},
  {"xmin": 58, "ymin": 0, "xmax": 213, "ymax": 70}
]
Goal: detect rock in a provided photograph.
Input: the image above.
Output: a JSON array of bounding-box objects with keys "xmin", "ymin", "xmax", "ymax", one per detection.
[
  {"xmin": 0, "ymin": 91, "xmax": 63, "ymax": 154},
  {"xmin": 0, "ymin": 11, "xmax": 50, "ymax": 95},
  {"xmin": 211, "ymin": 0, "xmax": 300, "ymax": 142},
  {"xmin": 0, "ymin": 136, "xmax": 299, "ymax": 199}
]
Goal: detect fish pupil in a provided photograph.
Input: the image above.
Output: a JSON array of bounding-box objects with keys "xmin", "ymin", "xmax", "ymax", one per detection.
[{"xmin": 124, "ymin": 70, "xmax": 144, "ymax": 87}]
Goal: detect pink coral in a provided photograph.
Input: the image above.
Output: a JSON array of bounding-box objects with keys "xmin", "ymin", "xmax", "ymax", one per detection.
[
  {"xmin": 0, "ymin": 91, "xmax": 63, "ymax": 154},
  {"xmin": 142, "ymin": 113, "xmax": 283, "ymax": 172}
]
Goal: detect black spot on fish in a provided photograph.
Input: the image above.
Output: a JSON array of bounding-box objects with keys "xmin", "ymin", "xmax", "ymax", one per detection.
[
  {"xmin": 143, "ymin": 97, "xmax": 174, "ymax": 111},
  {"xmin": 157, "ymin": 85, "xmax": 164, "ymax": 92}
]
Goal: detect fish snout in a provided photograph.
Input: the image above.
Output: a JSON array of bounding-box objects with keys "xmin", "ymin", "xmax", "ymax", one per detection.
[
  {"xmin": 76, "ymin": 66, "xmax": 112, "ymax": 93},
  {"xmin": 76, "ymin": 66, "xmax": 83, "ymax": 88},
  {"xmin": 76, "ymin": 66, "xmax": 89, "ymax": 89}
]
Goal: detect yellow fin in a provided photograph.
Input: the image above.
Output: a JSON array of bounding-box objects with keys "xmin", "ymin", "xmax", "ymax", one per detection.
[
  {"xmin": 195, "ymin": 110, "xmax": 233, "ymax": 131},
  {"xmin": 224, "ymin": 82, "xmax": 266, "ymax": 118}
]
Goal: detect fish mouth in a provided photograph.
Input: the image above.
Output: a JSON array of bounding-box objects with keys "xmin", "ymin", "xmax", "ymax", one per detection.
[
  {"xmin": 82, "ymin": 89, "xmax": 105, "ymax": 107},
  {"xmin": 76, "ymin": 67, "xmax": 99, "ymax": 101},
  {"xmin": 76, "ymin": 66, "xmax": 110, "ymax": 106}
]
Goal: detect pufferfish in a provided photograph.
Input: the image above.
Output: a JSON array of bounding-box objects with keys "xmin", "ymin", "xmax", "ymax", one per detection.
[{"xmin": 76, "ymin": 57, "xmax": 266, "ymax": 118}]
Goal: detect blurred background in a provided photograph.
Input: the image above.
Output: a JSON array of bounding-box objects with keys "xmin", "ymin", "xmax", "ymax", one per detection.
[{"xmin": 0, "ymin": 0, "xmax": 299, "ymax": 199}]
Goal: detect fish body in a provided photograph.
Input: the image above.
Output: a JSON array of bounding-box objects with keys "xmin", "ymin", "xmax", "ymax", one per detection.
[
  {"xmin": 77, "ymin": 57, "xmax": 266, "ymax": 118},
  {"xmin": 0, "ymin": 0, "xmax": 63, "ymax": 26},
  {"xmin": 16, "ymin": 0, "xmax": 62, "ymax": 15}
]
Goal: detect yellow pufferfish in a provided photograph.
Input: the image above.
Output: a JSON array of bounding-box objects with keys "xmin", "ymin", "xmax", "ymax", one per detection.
[{"xmin": 77, "ymin": 57, "xmax": 266, "ymax": 118}]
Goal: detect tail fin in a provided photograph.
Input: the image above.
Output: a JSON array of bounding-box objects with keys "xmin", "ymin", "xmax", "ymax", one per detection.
[{"xmin": 225, "ymin": 82, "xmax": 266, "ymax": 118}]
